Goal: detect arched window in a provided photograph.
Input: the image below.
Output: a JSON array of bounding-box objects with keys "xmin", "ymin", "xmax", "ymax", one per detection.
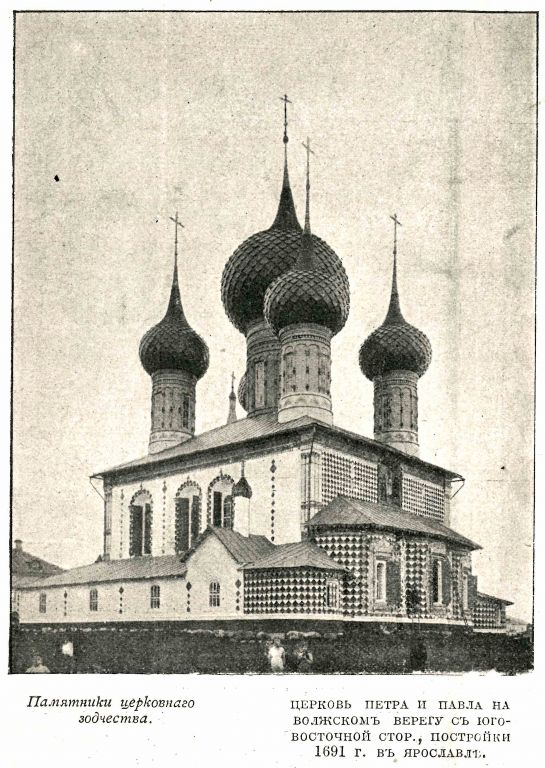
[
  {"xmin": 209, "ymin": 581, "xmax": 220, "ymax": 607},
  {"xmin": 432, "ymin": 559, "xmax": 443, "ymax": 605},
  {"xmin": 208, "ymin": 476, "xmax": 235, "ymax": 529},
  {"xmin": 375, "ymin": 561, "xmax": 386, "ymax": 602},
  {"xmin": 150, "ymin": 585, "xmax": 160, "ymax": 609},
  {"xmin": 89, "ymin": 589, "xmax": 98, "ymax": 612},
  {"xmin": 39, "ymin": 592, "xmax": 47, "ymax": 614},
  {"xmin": 129, "ymin": 490, "xmax": 152, "ymax": 557},
  {"xmin": 175, "ymin": 483, "xmax": 201, "ymax": 553}
]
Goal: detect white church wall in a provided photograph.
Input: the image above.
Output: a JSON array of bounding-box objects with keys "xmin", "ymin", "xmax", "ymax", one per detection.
[
  {"xmin": 108, "ymin": 445, "xmax": 302, "ymax": 559},
  {"xmin": 184, "ymin": 534, "xmax": 242, "ymax": 617}
]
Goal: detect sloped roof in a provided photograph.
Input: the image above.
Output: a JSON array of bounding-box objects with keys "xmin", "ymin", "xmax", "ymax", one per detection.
[
  {"xmin": 181, "ymin": 527, "xmax": 274, "ymax": 565},
  {"xmin": 477, "ymin": 591, "xmax": 513, "ymax": 606},
  {"xmin": 244, "ymin": 540, "xmax": 347, "ymax": 572},
  {"xmin": 307, "ymin": 496, "xmax": 480, "ymax": 550},
  {"xmin": 95, "ymin": 413, "xmax": 311, "ymax": 475},
  {"xmin": 93, "ymin": 413, "xmax": 462, "ymax": 482},
  {"xmin": 17, "ymin": 555, "xmax": 188, "ymax": 589},
  {"xmin": 11, "ymin": 546, "xmax": 63, "ymax": 579}
]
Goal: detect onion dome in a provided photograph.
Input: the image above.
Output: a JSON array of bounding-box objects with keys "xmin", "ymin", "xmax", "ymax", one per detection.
[
  {"xmin": 264, "ymin": 139, "xmax": 350, "ymax": 336},
  {"xmin": 139, "ymin": 217, "xmax": 209, "ymax": 379},
  {"xmin": 233, "ymin": 462, "xmax": 252, "ymax": 499},
  {"xmin": 359, "ymin": 217, "xmax": 431, "ymax": 380},
  {"xmin": 238, "ymin": 371, "xmax": 248, "ymax": 412},
  {"xmin": 221, "ymin": 101, "xmax": 348, "ymax": 335}
]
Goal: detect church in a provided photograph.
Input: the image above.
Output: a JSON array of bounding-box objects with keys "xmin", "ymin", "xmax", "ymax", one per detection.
[{"xmin": 14, "ymin": 102, "xmax": 511, "ymax": 633}]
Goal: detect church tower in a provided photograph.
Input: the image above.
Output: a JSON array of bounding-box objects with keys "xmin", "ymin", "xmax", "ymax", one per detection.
[
  {"xmin": 139, "ymin": 214, "xmax": 209, "ymax": 453},
  {"xmin": 221, "ymin": 97, "xmax": 349, "ymax": 419},
  {"xmin": 264, "ymin": 140, "xmax": 349, "ymax": 424},
  {"xmin": 359, "ymin": 216, "xmax": 431, "ymax": 456}
]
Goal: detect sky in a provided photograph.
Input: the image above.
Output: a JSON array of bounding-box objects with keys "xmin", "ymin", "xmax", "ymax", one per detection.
[{"xmin": 12, "ymin": 11, "xmax": 535, "ymax": 620}]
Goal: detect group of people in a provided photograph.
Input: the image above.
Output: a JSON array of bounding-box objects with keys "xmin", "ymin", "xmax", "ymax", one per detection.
[{"xmin": 267, "ymin": 637, "xmax": 313, "ymax": 673}]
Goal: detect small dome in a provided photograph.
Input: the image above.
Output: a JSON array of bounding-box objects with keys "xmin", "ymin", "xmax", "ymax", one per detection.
[
  {"xmin": 264, "ymin": 232, "xmax": 349, "ymax": 335},
  {"xmin": 233, "ymin": 462, "xmax": 252, "ymax": 499},
  {"xmin": 359, "ymin": 322, "xmax": 432, "ymax": 380},
  {"xmin": 359, "ymin": 253, "xmax": 431, "ymax": 380},
  {"xmin": 139, "ymin": 265, "xmax": 209, "ymax": 380},
  {"xmin": 233, "ymin": 475, "xmax": 252, "ymax": 499}
]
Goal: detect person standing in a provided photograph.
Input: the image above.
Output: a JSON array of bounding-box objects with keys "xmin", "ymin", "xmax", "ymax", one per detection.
[
  {"xmin": 295, "ymin": 643, "xmax": 313, "ymax": 673},
  {"xmin": 267, "ymin": 637, "xmax": 286, "ymax": 672},
  {"xmin": 26, "ymin": 654, "xmax": 50, "ymax": 673}
]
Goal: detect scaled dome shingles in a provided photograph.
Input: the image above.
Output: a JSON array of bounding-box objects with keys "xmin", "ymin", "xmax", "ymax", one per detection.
[
  {"xmin": 221, "ymin": 229, "xmax": 350, "ymax": 335},
  {"xmin": 139, "ymin": 299, "xmax": 209, "ymax": 380},
  {"xmin": 359, "ymin": 321, "xmax": 432, "ymax": 380},
  {"xmin": 264, "ymin": 262, "xmax": 350, "ymax": 335}
]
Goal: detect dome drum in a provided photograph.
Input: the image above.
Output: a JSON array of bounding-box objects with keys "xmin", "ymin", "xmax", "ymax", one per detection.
[
  {"xmin": 245, "ymin": 319, "xmax": 281, "ymax": 417},
  {"xmin": 277, "ymin": 323, "xmax": 333, "ymax": 426},
  {"xmin": 373, "ymin": 371, "xmax": 419, "ymax": 456},
  {"xmin": 149, "ymin": 370, "xmax": 196, "ymax": 453}
]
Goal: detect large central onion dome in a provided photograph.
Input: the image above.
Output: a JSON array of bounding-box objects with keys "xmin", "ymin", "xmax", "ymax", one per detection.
[
  {"xmin": 264, "ymin": 150, "xmax": 349, "ymax": 335},
  {"xmin": 359, "ymin": 250, "xmax": 431, "ymax": 380},
  {"xmin": 221, "ymin": 129, "xmax": 349, "ymax": 335},
  {"xmin": 139, "ymin": 255, "xmax": 209, "ymax": 379}
]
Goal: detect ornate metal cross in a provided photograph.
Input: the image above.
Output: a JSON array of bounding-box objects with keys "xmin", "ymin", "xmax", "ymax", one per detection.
[
  {"xmin": 169, "ymin": 211, "xmax": 185, "ymax": 257},
  {"xmin": 280, "ymin": 94, "xmax": 292, "ymax": 143},
  {"xmin": 390, "ymin": 213, "xmax": 402, "ymax": 253},
  {"xmin": 302, "ymin": 136, "xmax": 315, "ymax": 162}
]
